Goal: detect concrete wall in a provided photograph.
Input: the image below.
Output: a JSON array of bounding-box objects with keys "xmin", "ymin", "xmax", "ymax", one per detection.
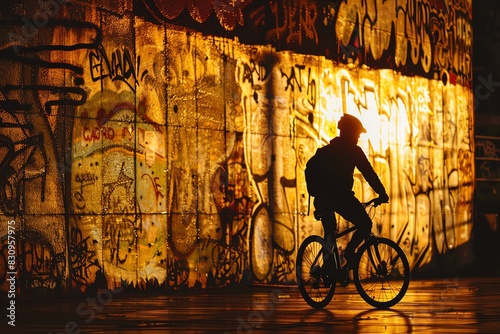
[{"xmin": 0, "ymin": 0, "xmax": 473, "ymax": 296}]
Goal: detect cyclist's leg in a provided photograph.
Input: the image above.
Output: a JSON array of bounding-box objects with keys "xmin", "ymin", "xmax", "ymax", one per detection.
[
  {"xmin": 313, "ymin": 197, "xmax": 337, "ymax": 284},
  {"xmin": 313, "ymin": 197, "xmax": 337, "ymax": 242},
  {"xmin": 334, "ymin": 195, "xmax": 372, "ymax": 267},
  {"xmin": 322, "ymin": 213, "xmax": 337, "ymax": 244}
]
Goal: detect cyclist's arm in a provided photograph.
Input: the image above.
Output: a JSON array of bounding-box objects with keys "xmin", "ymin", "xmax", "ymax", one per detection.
[{"xmin": 355, "ymin": 147, "xmax": 388, "ymax": 201}]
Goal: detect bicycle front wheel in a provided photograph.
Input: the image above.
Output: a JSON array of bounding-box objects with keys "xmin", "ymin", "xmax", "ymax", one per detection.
[
  {"xmin": 296, "ymin": 235, "xmax": 336, "ymax": 309},
  {"xmin": 353, "ymin": 237, "xmax": 410, "ymax": 309}
]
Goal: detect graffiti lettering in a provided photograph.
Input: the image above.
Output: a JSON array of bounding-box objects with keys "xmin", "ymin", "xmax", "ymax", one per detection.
[
  {"xmin": 89, "ymin": 45, "xmax": 148, "ymax": 92},
  {"xmin": 1, "ymin": 231, "xmax": 63, "ymax": 290},
  {"xmin": 82, "ymin": 126, "xmax": 115, "ymax": 142},
  {"xmin": 281, "ymin": 64, "xmax": 305, "ymax": 92},
  {"xmin": 478, "ymin": 161, "xmax": 500, "ymax": 179},
  {"xmin": 79, "ymin": 124, "xmax": 137, "ymax": 143},
  {"xmin": 73, "ymin": 172, "xmax": 97, "ymax": 211},
  {"xmin": 141, "ymin": 173, "xmax": 164, "ymax": 201},
  {"xmin": 339, "ymin": 25, "xmax": 362, "ymax": 62},
  {"xmin": 122, "ymin": 126, "xmax": 135, "ymax": 141},
  {"xmin": 476, "ymin": 139, "xmax": 500, "ymax": 159},
  {"xmin": 241, "ymin": 55, "xmax": 271, "ymax": 87},
  {"xmin": 266, "ymin": 0, "xmax": 318, "ymax": 46},
  {"xmin": 75, "ymin": 172, "xmax": 98, "ymax": 185},
  {"xmin": 306, "ymin": 67, "xmax": 316, "ymax": 109},
  {"xmin": 70, "ymin": 227, "xmax": 100, "ymax": 285},
  {"xmin": 103, "ymin": 216, "xmax": 135, "ymax": 266}
]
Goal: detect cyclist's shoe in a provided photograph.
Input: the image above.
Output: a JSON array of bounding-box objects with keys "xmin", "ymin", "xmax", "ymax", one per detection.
[
  {"xmin": 338, "ymin": 251, "xmax": 356, "ymax": 287},
  {"xmin": 322, "ymin": 271, "xmax": 334, "ymax": 288},
  {"xmin": 343, "ymin": 250, "xmax": 357, "ymax": 269},
  {"xmin": 322, "ymin": 256, "xmax": 335, "ymax": 287},
  {"xmin": 337, "ymin": 266, "xmax": 350, "ymax": 287}
]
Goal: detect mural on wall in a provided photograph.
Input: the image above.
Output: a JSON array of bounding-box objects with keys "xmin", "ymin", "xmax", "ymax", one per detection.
[{"xmin": 0, "ymin": 0, "xmax": 473, "ymax": 295}]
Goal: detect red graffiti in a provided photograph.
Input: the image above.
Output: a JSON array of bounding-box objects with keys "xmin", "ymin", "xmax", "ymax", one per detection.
[{"xmin": 82, "ymin": 126, "xmax": 115, "ymax": 142}]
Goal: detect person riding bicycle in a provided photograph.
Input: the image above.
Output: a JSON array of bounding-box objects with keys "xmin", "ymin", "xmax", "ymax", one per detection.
[{"xmin": 314, "ymin": 114, "xmax": 389, "ymax": 270}]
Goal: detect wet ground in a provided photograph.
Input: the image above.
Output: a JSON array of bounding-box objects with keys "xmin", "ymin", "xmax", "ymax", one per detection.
[{"xmin": 3, "ymin": 276, "xmax": 500, "ymax": 333}]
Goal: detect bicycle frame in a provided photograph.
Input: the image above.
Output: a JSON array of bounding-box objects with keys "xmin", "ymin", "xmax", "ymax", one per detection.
[
  {"xmin": 321, "ymin": 200, "xmax": 383, "ymax": 276},
  {"xmin": 297, "ymin": 199, "xmax": 410, "ymax": 309}
]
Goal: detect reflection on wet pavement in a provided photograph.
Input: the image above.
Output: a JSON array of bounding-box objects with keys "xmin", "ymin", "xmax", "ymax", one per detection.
[{"xmin": 6, "ymin": 277, "xmax": 500, "ymax": 333}]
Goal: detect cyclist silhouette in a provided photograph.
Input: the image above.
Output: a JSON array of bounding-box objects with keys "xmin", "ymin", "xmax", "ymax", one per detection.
[{"xmin": 314, "ymin": 114, "xmax": 389, "ymax": 269}]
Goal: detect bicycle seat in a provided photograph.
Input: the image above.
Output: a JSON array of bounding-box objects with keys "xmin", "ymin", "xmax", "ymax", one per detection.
[{"xmin": 313, "ymin": 210, "xmax": 335, "ymax": 221}]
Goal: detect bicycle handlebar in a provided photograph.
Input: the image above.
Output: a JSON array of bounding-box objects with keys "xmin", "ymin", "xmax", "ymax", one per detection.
[{"xmin": 363, "ymin": 197, "xmax": 388, "ymax": 208}]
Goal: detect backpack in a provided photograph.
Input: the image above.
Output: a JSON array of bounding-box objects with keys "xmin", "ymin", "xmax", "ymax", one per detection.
[{"xmin": 304, "ymin": 145, "xmax": 331, "ymax": 197}]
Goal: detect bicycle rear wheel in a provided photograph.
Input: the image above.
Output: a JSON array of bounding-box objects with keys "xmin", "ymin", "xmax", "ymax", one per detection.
[
  {"xmin": 296, "ymin": 235, "xmax": 336, "ymax": 309},
  {"xmin": 353, "ymin": 237, "xmax": 410, "ymax": 309}
]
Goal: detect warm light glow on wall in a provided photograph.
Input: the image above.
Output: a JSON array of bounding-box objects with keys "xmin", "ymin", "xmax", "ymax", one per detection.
[{"xmin": 0, "ymin": 0, "xmax": 473, "ymax": 294}]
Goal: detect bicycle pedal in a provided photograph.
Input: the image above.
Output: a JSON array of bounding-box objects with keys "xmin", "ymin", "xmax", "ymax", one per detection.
[
  {"xmin": 322, "ymin": 273, "xmax": 334, "ymax": 288},
  {"xmin": 337, "ymin": 268, "xmax": 350, "ymax": 287},
  {"xmin": 339, "ymin": 277, "xmax": 349, "ymax": 287}
]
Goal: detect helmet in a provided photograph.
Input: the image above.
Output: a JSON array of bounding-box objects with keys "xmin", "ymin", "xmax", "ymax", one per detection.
[{"xmin": 338, "ymin": 114, "xmax": 366, "ymax": 134}]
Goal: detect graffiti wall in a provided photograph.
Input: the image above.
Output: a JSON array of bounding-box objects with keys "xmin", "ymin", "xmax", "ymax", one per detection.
[{"xmin": 0, "ymin": 0, "xmax": 473, "ymax": 295}]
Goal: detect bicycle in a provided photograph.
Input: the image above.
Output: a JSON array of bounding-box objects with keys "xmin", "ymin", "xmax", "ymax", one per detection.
[{"xmin": 296, "ymin": 198, "xmax": 410, "ymax": 309}]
